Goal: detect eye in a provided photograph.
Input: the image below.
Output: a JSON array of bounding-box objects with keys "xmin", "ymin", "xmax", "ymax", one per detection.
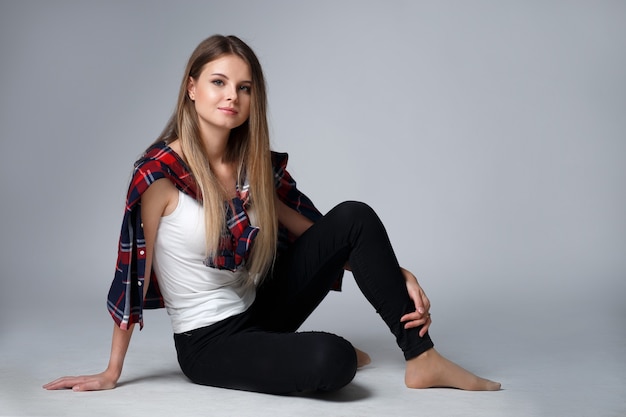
[
  {"xmin": 211, "ymin": 79, "xmax": 224, "ymax": 86},
  {"xmin": 239, "ymin": 85, "xmax": 251, "ymax": 93}
]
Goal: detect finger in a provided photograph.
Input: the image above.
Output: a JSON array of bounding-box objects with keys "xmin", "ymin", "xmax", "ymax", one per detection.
[
  {"xmin": 400, "ymin": 310, "xmax": 428, "ymax": 322},
  {"xmin": 402, "ymin": 315, "xmax": 429, "ymax": 329},
  {"xmin": 76, "ymin": 377, "xmax": 116, "ymax": 392},
  {"xmin": 406, "ymin": 286, "xmax": 425, "ymax": 313},
  {"xmin": 72, "ymin": 379, "xmax": 99, "ymax": 392},
  {"xmin": 413, "ymin": 296, "xmax": 425, "ymax": 314},
  {"xmin": 72, "ymin": 382, "xmax": 89, "ymax": 392},
  {"xmin": 400, "ymin": 312, "xmax": 420, "ymax": 323},
  {"xmin": 402, "ymin": 313, "xmax": 432, "ymax": 331},
  {"xmin": 73, "ymin": 382, "xmax": 94, "ymax": 392},
  {"xmin": 404, "ymin": 319, "xmax": 428, "ymax": 329},
  {"xmin": 43, "ymin": 376, "xmax": 78, "ymax": 390},
  {"xmin": 419, "ymin": 316, "xmax": 432, "ymax": 337},
  {"xmin": 83, "ymin": 374, "xmax": 114, "ymax": 391},
  {"xmin": 43, "ymin": 376, "xmax": 70, "ymax": 387}
]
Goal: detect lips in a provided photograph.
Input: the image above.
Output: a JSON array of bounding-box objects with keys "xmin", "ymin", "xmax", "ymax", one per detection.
[{"xmin": 218, "ymin": 107, "xmax": 238, "ymax": 115}]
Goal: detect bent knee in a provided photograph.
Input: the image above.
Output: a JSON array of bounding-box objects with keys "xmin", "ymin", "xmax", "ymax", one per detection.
[
  {"xmin": 306, "ymin": 332, "xmax": 357, "ymax": 391},
  {"xmin": 328, "ymin": 201, "xmax": 378, "ymax": 225}
]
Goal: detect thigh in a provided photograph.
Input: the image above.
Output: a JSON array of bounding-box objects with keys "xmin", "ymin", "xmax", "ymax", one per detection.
[
  {"xmin": 175, "ymin": 328, "xmax": 357, "ymax": 394},
  {"xmin": 253, "ymin": 208, "xmax": 354, "ymax": 332}
]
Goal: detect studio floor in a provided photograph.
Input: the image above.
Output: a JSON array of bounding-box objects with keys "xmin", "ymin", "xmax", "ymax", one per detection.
[{"xmin": 1, "ymin": 279, "xmax": 624, "ymax": 417}]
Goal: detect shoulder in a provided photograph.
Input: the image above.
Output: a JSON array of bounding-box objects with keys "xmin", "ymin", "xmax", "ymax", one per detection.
[
  {"xmin": 135, "ymin": 142, "xmax": 181, "ymax": 212},
  {"xmin": 141, "ymin": 178, "xmax": 179, "ymax": 218},
  {"xmin": 126, "ymin": 141, "xmax": 192, "ymax": 209},
  {"xmin": 132, "ymin": 140, "xmax": 193, "ymax": 194},
  {"xmin": 166, "ymin": 140, "xmax": 183, "ymax": 159}
]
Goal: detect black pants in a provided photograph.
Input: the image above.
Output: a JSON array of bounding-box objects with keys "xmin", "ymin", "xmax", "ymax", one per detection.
[{"xmin": 174, "ymin": 201, "xmax": 434, "ymax": 394}]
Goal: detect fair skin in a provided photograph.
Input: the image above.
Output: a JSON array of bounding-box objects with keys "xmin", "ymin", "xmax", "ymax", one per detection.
[
  {"xmin": 44, "ymin": 54, "xmax": 500, "ymax": 392},
  {"xmin": 187, "ymin": 54, "xmax": 252, "ymax": 171}
]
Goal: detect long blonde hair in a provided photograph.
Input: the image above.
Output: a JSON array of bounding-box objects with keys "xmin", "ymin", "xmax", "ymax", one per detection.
[{"xmin": 156, "ymin": 35, "xmax": 277, "ymax": 284}]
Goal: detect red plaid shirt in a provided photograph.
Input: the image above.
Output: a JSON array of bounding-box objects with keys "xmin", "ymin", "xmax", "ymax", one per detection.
[{"xmin": 106, "ymin": 141, "xmax": 328, "ymax": 330}]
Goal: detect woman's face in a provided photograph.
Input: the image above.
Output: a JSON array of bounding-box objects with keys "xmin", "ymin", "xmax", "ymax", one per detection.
[{"xmin": 187, "ymin": 54, "xmax": 252, "ymax": 137}]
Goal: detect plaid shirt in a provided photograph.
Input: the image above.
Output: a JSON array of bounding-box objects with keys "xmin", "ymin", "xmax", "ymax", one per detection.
[{"xmin": 106, "ymin": 141, "xmax": 329, "ymax": 330}]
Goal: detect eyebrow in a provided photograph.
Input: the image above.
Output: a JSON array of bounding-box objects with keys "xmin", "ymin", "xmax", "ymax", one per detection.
[{"xmin": 211, "ymin": 73, "xmax": 252, "ymax": 83}]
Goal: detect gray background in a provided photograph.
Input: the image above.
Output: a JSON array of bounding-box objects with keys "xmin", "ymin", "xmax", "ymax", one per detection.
[{"xmin": 1, "ymin": 1, "xmax": 624, "ymax": 416}]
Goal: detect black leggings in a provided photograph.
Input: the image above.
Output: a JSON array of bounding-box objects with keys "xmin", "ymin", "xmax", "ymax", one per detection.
[{"xmin": 174, "ymin": 201, "xmax": 434, "ymax": 394}]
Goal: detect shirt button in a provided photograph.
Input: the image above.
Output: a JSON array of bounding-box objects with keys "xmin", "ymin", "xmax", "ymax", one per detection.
[
  {"xmin": 138, "ymin": 281, "xmax": 142, "ymax": 286},
  {"xmin": 139, "ymin": 250, "xmax": 145, "ymax": 256}
]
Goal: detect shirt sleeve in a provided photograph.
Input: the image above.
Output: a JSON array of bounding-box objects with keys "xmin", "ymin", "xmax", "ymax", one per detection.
[{"xmin": 107, "ymin": 159, "xmax": 169, "ymax": 330}]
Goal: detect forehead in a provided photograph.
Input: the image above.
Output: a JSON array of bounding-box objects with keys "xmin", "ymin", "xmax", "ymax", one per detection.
[{"xmin": 200, "ymin": 54, "xmax": 251, "ymax": 79}]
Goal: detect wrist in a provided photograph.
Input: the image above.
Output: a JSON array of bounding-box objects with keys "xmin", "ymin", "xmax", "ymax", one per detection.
[
  {"xmin": 401, "ymin": 268, "xmax": 417, "ymax": 283},
  {"xmin": 104, "ymin": 365, "xmax": 122, "ymax": 382}
]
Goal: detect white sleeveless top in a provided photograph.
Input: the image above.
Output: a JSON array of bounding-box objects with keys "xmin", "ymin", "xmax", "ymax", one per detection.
[{"xmin": 152, "ymin": 190, "xmax": 256, "ymax": 334}]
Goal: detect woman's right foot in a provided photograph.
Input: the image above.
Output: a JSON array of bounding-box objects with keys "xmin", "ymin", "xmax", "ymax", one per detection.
[
  {"xmin": 405, "ymin": 348, "xmax": 501, "ymax": 391},
  {"xmin": 355, "ymin": 347, "xmax": 371, "ymax": 368}
]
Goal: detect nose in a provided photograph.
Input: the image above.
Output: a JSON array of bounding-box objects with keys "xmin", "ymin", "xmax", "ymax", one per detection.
[{"xmin": 226, "ymin": 86, "xmax": 238, "ymax": 102}]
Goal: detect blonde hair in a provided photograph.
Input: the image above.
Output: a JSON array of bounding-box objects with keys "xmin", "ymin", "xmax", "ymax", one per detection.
[{"xmin": 156, "ymin": 35, "xmax": 277, "ymax": 284}]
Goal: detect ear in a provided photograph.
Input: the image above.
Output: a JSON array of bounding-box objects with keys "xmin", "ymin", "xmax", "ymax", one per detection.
[{"xmin": 187, "ymin": 76, "xmax": 196, "ymax": 101}]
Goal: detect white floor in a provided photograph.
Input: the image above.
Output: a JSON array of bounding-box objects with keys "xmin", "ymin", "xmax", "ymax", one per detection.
[{"xmin": 2, "ymin": 279, "xmax": 625, "ymax": 417}]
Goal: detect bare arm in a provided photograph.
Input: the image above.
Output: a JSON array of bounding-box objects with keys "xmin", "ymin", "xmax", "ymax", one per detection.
[
  {"xmin": 276, "ymin": 198, "xmax": 356, "ymax": 273},
  {"xmin": 275, "ymin": 196, "xmax": 314, "ymax": 238},
  {"xmin": 44, "ymin": 179, "xmax": 178, "ymax": 391}
]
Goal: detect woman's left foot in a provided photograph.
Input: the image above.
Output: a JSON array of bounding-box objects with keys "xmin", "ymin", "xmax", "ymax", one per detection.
[{"xmin": 405, "ymin": 348, "xmax": 501, "ymax": 390}]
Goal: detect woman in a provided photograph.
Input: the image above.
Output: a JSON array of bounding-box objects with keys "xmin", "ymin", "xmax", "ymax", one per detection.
[{"xmin": 44, "ymin": 35, "xmax": 500, "ymax": 394}]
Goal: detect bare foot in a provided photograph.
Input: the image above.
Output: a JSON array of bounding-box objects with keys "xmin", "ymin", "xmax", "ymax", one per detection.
[
  {"xmin": 405, "ymin": 348, "xmax": 501, "ymax": 391},
  {"xmin": 355, "ymin": 347, "xmax": 371, "ymax": 368}
]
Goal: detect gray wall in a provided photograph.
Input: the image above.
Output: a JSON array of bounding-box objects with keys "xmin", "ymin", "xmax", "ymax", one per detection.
[{"xmin": 1, "ymin": 1, "xmax": 624, "ymax": 344}]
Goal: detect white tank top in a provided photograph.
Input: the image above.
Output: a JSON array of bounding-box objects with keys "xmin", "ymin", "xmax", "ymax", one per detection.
[{"xmin": 152, "ymin": 190, "xmax": 256, "ymax": 334}]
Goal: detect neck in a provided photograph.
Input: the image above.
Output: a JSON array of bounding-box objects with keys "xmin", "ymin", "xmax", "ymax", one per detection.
[{"xmin": 199, "ymin": 127, "xmax": 231, "ymax": 165}]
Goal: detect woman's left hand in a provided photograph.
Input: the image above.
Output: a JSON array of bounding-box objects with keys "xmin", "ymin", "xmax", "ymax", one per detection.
[{"xmin": 399, "ymin": 268, "xmax": 432, "ymax": 337}]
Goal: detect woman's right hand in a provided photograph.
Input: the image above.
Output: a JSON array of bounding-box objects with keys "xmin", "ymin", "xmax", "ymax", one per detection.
[{"xmin": 43, "ymin": 369, "xmax": 119, "ymax": 391}]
